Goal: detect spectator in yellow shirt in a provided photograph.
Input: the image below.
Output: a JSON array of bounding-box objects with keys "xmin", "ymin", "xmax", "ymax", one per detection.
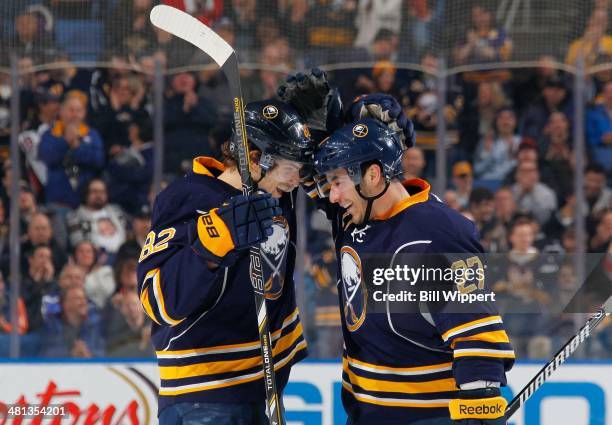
[{"xmin": 566, "ymin": 7, "xmax": 612, "ymax": 68}]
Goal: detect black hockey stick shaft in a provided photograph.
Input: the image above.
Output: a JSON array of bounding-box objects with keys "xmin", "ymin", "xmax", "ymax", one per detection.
[
  {"xmin": 149, "ymin": 6, "xmax": 283, "ymax": 425},
  {"xmin": 505, "ymin": 296, "xmax": 611, "ymax": 419},
  {"xmin": 224, "ymin": 54, "xmax": 284, "ymax": 425}
]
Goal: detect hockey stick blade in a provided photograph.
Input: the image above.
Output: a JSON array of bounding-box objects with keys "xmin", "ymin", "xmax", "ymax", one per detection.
[
  {"xmin": 150, "ymin": 5, "xmax": 232, "ymax": 69},
  {"xmin": 150, "ymin": 4, "xmax": 252, "ymax": 190},
  {"xmin": 505, "ymin": 295, "xmax": 611, "ymax": 419}
]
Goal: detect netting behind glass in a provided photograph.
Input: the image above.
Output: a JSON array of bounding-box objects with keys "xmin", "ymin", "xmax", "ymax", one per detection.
[{"xmin": 0, "ymin": 0, "xmax": 604, "ymax": 74}]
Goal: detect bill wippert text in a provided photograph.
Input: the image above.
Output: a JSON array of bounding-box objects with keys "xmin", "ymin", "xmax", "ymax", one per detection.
[{"xmin": 372, "ymin": 290, "xmax": 496, "ymax": 303}]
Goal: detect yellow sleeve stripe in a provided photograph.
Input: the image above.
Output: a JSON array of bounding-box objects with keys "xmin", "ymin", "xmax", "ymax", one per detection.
[
  {"xmin": 453, "ymin": 348, "xmax": 516, "ymax": 359},
  {"xmin": 343, "ymin": 363, "xmax": 458, "ymax": 394},
  {"xmin": 159, "ymin": 340, "xmax": 307, "ymax": 396},
  {"xmin": 159, "ymin": 322, "xmax": 304, "ymax": 380},
  {"xmin": 342, "ymin": 381, "xmax": 451, "ymax": 408},
  {"xmin": 441, "ymin": 316, "xmax": 503, "ymax": 342},
  {"xmin": 197, "ymin": 210, "xmax": 234, "ymax": 258},
  {"xmin": 157, "ymin": 308, "xmax": 300, "ymax": 357},
  {"xmin": 450, "ymin": 330, "xmax": 510, "ymax": 349},
  {"xmin": 315, "ymin": 312, "xmax": 342, "ymax": 320},
  {"xmin": 140, "ymin": 288, "xmax": 161, "ymax": 325},
  {"xmin": 148, "ymin": 268, "xmax": 185, "ymax": 327},
  {"xmin": 345, "ymin": 355, "xmax": 453, "ymax": 375}
]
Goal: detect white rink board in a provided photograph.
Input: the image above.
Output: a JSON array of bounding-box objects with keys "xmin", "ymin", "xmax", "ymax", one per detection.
[{"xmin": 0, "ymin": 361, "xmax": 609, "ymax": 424}]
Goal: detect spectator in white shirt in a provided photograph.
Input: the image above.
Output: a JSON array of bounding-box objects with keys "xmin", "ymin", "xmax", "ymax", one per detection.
[{"xmin": 66, "ymin": 179, "xmax": 126, "ymax": 259}]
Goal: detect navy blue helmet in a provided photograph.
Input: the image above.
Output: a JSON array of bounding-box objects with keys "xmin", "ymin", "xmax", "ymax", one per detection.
[
  {"xmin": 243, "ymin": 99, "xmax": 313, "ymax": 170},
  {"xmin": 314, "ymin": 118, "xmax": 405, "ymax": 183}
]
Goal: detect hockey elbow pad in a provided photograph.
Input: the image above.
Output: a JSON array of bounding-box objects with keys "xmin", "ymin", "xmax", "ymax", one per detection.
[
  {"xmin": 449, "ymin": 388, "xmax": 507, "ymax": 425},
  {"xmin": 191, "ymin": 193, "xmax": 281, "ymax": 266}
]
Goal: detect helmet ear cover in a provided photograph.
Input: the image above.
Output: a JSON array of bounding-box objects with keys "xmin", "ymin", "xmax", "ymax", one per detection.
[{"xmin": 259, "ymin": 152, "xmax": 275, "ymax": 172}]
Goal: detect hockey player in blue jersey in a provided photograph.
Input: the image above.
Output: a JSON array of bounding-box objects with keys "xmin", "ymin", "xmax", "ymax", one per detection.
[
  {"xmin": 137, "ymin": 99, "xmax": 311, "ymax": 424},
  {"xmin": 279, "ymin": 72, "xmax": 514, "ymax": 425}
]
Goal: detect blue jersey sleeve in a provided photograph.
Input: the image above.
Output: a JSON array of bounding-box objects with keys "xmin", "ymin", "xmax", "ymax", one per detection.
[
  {"xmin": 137, "ymin": 218, "xmax": 225, "ymax": 327},
  {"xmin": 137, "ymin": 177, "xmax": 231, "ymax": 327},
  {"xmin": 426, "ymin": 217, "xmax": 515, "ymax": 386}
]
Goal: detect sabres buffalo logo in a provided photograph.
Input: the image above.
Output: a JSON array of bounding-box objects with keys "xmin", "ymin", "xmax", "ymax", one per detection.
[
  {"xmin": 262, "ymin": 105, "xmax": 279, "ymax": 119},
  {"xmin": 352, "ymin": 124, "xmax": 368, "ymax": 138},
  {"xmin": 340, "ymin": 246, "xmax": 367, "ymax": 331},
  {"xmin": 261, "ymin": 216, "xmax": 290, "ymax": 300}
]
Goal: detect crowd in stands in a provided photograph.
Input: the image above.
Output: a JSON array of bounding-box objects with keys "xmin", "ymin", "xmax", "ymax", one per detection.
[{"xmin": 0, "ymin": 0, "xmax": 610, "ymax": 359}]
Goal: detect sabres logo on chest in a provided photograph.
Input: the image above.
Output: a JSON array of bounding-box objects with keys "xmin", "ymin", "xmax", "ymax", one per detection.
[
  {"xmin": 260, "ymin": 216, "xmax": 290, "ymax": 300},
  {"xmin": 340, "ymin": 246, "xmax": 367, "ymax": 332}
]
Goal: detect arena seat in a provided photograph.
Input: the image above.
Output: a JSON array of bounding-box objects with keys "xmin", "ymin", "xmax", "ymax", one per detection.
[{"xmin": 55, "ymin": 19, "xmax": 103, "ymax": 62}]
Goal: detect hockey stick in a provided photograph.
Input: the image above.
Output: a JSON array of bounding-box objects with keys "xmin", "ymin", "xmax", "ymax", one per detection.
[
  {"xmin": 149, "ymin": 5, "xmax": 283, "ymax": 425},
  {"xmin": 505, "ymin": 295, "xmax": 612, "ymax": 419}
]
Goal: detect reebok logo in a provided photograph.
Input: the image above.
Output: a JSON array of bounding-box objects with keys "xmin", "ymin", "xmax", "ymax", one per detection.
[{"xmin": 459, "ymin": 403, "xmax": 503, "ymax": 415}]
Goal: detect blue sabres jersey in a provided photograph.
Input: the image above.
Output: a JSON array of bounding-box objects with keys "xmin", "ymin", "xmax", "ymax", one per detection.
[
  {"xmin": 137, "ymin": 157, "xmax": 307, "ymax": 413},
  {"xmin": 323, "ymin": 179, "xmax": 514, "ymax": 424}
]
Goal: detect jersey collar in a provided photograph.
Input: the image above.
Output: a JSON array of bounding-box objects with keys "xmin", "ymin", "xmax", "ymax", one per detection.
[
  {"xmin": 372, "ymin": 178, "xmax": 430, "ymax": 220},
  {"xmin": 192, "ymin": 156, "xmax": 225, "ymax": 176}
]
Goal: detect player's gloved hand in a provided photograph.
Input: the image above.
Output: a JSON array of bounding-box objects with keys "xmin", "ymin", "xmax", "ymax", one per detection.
[
  {"xmin": 449, "ymin": 388, "xmax": 507, "ymax": 425},
  {"xmin": 277, "ymin": 67, "xmax": 344, "ymax": 134},
  {"xmin": 191, "ymin": 193, "xmax": 282, "ymax": 266},
  {"xmin": 347, "ymin": 93, "xmax": 416, "ymax": 148}
]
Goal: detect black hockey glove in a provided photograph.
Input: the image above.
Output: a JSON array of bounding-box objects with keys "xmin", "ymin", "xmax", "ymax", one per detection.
[
  {"xmin": 277, "ymin": 67, "xmax": 344, "ymax": 134},
  {"xmin": 190, "ymin": 193, "xmax": 282, "ymax": 266},
  {"xmin": 347, "ymin": 93, "xmax": 416, "ymax": 148},
  {"xmin": 449, "ymin": 388, "xmax": 507, "ymax": 425}
]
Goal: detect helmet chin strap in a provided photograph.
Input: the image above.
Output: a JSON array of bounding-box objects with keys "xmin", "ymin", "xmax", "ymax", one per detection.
[
  {"xmin": 355, "ymin": 180, "xmax": 390, "ymax": 223},
  {"xmin": 253, "ymin": 173, "xmax": 264, "ymax": 185},
  {"xmin": 252, "ymin": 162, "xmax": 270, "ymax": 187}
]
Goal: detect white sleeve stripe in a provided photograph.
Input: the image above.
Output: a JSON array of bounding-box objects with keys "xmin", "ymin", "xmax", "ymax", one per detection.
[
  {"xmin": 442, "ymin": 318, "xmax": 503, "ymax": 342},
  {"xmin": 453, "ymin": 348, "xmax": 515, "ymax": 355}
]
